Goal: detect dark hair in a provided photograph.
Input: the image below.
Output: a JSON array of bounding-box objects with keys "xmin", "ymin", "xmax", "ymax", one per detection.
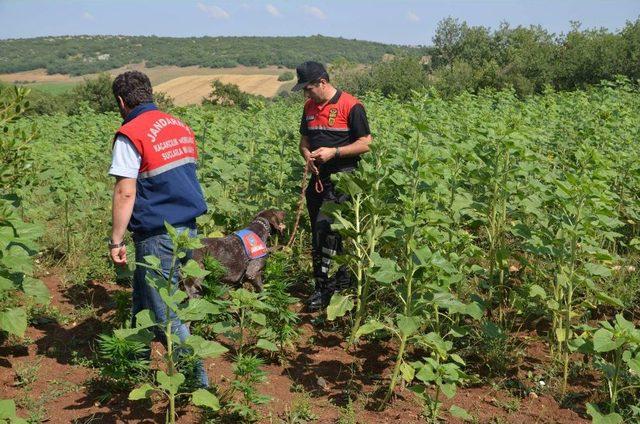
[{"xmin": 112, "ymin": 71, "xmax": 153, "ymax": 108}]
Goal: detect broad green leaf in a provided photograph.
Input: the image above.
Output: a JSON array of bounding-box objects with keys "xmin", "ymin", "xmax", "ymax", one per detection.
[
  {"xmin": 450, "ymin": 302, "xmax": 483, "ymax": 320},
  {"xmin": 250, "ymin": 312, "xmax": 266, "ymax": 326},
  {"xmin": 0, "ymin": 399, "xmax": 17, "ymax": 419},
  {"xmin": 371, "ymin": 268, "xmax": 402, "ymax": 284},
  {"xmin": 256, "ymin": 338, "xmax": 278, "ymax": 352},
  {"xmin": 624, "ymin": 352, "xmax": 640, "ymax": 374},
  {"xmin": 157, "ymin": 370, "xmax": 185, "ymax": 395},
  {"xmin": 411, "ymin": 246, "xmax": 432, "ymax": 267},
  {"xmin": 421, "ymin": 332, "xmax": 451, "ymax": 359},
  {"xmin": 129, "ymin": 383, "xmax": 155, "ymax": 400},
  {"xmin": 354, "ymin": 320, "xmax": 385, "ymax": 339},
  {"xmin": 400, "ymin": 361, "xmax": 415, "ymax": 383},
  {"xmin": 159, "ymin": 287, "xmax": 188, "ymax": 310},
  {"xmin": 115, "ymin": 261, "xmax": 136, "ymax": 279},
  {"xmin": 134, "ymin": 309, "xmax": 157, "ymax": 328},
  {"xmin": 182, "ymin": 259, "xmax": 210, "ymax": 278},
  {"xmin": 415, "ymin": 364, "xmax": 436, "ymax": 382},
  {"xmin": 593, "ymin": 291, "xmax": 624, "ymax": 309},
  {"xmin": 342, "ymin": 178, "xmax": 363, "ymax": 196},
  {"xmin": 22, "ymin": 277, "xmax": 50, "ymax": 304},
  {"xmin": 192, "ymin": 389, "xmax": 220, "ymax": 410},
  {"xmin": 142, "ymin": 255, "xmax": 161, "ymax": 269},
  {"xmin": 177, "ymin": 298, "xmax": 219, "ymax": 322},
  {"xmin": 528, "ymin": 284, "xmax": 546, "ymax": 299},
  {"xmin": 450, "ymin": 405, "xmax": 473, "ymax": 421},
  {"xmin": 584, "ymin": 263, "xmax": 611, "ymax": 278},
  {"xmin": 0, "ymin": 398, "xmax": 26, "ymax": 423},
  {"xmin": 0, "ymin": 275, "xmax": 14, "ymax": 292},
  {"xmin": 397, "ymin": 315, "xmax": 419, "ymax": 338},
  {"xmin": 114, "ymin": 327, "xmax": 155, "ymax": 344},
  {"xmin": 0, "ymin": 308, "xmax": 27, "ymax": 336},
  {"xmin": 2, "ymin": 246, "xmax": 33, "ymax": 274},
  {"xmin": 614, "ymin": 314, "xmax": 636, "ymax": 334},
  {"xmin": 593, "ymin": 329, "xmax": 622, "ymax": 353},
  {"xmin": 326, "ymin": 293, "xmax": 354, "ymax": 321},
  {"xmin": 164, "ymin": 222, "xmax": 178, "ymax": 239},
  {"xmin": 586, "ymin": 403, "xmax": 623, "ymax": 424},
  {"xmin": 450, "ymin": 354, "xmax": 466, "ymax": 365},
  {"xmin": 440, "ymin": 383, "xmax": 457, "ymax": 399},
  {"xmin": 185, "ymin": 335, "xmax": 228, "ymax": 358},
  {"xmin": 557, "ymin": 272, "xmax": 570, "ymax": 288}
]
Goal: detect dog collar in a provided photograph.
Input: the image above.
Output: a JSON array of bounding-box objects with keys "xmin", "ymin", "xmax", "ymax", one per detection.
[{"xmin": 254, "ymin": 217, "xmax": 270, "ymax": 238}]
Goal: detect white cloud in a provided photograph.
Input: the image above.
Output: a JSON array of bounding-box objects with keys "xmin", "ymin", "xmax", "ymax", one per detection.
[
  {"xmin": 82, "ymin": 11, "xmax": 95, "ymax": 21},
  {"xmin": 266, "ymin": 4, "xmax": 282, "ymax": 18},
  {"xmin": 303, "ymin": 5, "xmax": 326, "ymax": 20},
  {"xmin": 197, "ymin": 3, "xmax": 230, "ymax": 20},
  {"xmin": 407, "ymin": 11, "xmax": 420, "ymax": 22}
]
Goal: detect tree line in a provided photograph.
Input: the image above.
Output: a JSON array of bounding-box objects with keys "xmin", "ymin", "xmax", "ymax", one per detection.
[
  {"xmin": 331, "ymin": 18, "xmax": 640, "ymax": 98},
  {"xmin": 0, "ymin": 35, "xmax": 409, "ymax": 76},
  {"xmin": 4, "ymin": 18, "xmax": 640, "ymax": 114}
]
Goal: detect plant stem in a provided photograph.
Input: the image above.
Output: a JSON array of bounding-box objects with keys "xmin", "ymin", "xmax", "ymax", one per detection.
[
  {"xmin": 380, "ymin": 334, "xmax": 407, "ymax": 409},
  {"xmin": 165, "ymin": 255, "xmax": 178, "ymax": 424},
  {"xmin": 610, "ymin": 348, "xmax": 622, "ymax": 413}
]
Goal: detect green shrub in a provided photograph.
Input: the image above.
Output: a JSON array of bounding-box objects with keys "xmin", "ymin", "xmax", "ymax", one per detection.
[{"xmin": 277, "ymin": 71, "xmax": 294, "ymax": 82}]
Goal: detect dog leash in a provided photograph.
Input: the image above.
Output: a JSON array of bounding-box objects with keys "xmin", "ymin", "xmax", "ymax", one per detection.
[
  {"xmin": 285, "ymin": 163, "xmax": 315, "ymax": 248},
  {"xmin": 314, "ymin": 171, "xmax": 324, "ymax": 194},
  {"xmin": 285, "ymin": 161, "xmax": 324, "ymax": 249}
]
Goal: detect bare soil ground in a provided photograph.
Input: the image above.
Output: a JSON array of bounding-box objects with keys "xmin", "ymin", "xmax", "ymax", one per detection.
[
  {"xmin": 0, "ymin": 63, "xmax": 293, "ymax": 102},
  {"xmin": 0, "ymin": 273, "xmax": 593, "ymax": 423},
  {"xmin": 154, "ymin": 74, "xmax": 286, "ymax": 105}
]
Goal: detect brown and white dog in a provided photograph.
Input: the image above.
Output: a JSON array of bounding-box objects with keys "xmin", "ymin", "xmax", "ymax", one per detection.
[{"xmin": 184, "ymin": 209, "xmax": 286, "ymax": 297}]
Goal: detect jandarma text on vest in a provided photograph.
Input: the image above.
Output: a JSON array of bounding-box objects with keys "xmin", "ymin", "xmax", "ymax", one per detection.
[{"xmin": 146, "ymin": 117, "xmax": 191, "ymax": 143}]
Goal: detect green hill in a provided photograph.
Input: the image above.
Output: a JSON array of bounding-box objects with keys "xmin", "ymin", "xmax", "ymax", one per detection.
[{"xmin": 0, "ymin": 35, "xmax": 421, "ymax": 76}]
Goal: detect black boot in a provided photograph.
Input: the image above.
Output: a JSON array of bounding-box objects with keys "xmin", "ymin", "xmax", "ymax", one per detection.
[{"xmin": 306, "ymin": 278, "xmax": 334, "ymax": 311}]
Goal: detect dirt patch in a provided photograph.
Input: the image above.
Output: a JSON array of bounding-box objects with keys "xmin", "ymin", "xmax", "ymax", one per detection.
[
  {"xmin": 154, "ymin": 74, "xmax": 286, "ymax": 105},
  {"xmin": 0, "ymin": 63, "xmax": 293, "ymax": 103},
  {"xmin": 0, "ymin": 272, "xmax": 593, "ymax": 423}
]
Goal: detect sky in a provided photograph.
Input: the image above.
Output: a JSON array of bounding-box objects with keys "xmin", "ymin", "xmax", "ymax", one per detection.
[{"xmin": 1, "ymin": 0, "xmax": 638, "ymax": 45}]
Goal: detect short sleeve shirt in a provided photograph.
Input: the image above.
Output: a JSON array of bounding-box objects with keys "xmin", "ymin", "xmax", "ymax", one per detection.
[{"xmin": 109, "ymin": 134, "xmax": 141, "ymax": 178}]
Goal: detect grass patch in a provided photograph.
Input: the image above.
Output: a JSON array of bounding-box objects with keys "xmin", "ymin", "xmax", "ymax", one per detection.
[{"xmin": 25, "ymin": 81, "xmax": 77, "ymax": 95}]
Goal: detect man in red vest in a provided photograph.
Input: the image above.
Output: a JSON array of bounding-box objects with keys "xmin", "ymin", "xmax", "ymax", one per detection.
[
  {"xmin": 293, "ymin": 61, "xmax": 372, "ymax": 310},
  {"xmin": 107, "ymin": 71, "xmax": 209, "ymax": 386}
]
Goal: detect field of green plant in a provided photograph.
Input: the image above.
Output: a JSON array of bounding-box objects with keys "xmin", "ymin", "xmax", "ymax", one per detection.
[{"xmin": 1, "ymin": 80, "xmax": 639, "ymax": 423}]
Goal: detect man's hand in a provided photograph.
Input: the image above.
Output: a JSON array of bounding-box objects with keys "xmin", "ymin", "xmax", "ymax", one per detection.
[
  {"xmin": 310, "ymin": 147, "xmax": 336, "ymax": 164},
  {"xmin": 110, "ymin": 245, "xmax": 127, "ymax": 266},
  {"xmin": 305, "ymin": 155, "xmax": 319, "ymax": 175}
]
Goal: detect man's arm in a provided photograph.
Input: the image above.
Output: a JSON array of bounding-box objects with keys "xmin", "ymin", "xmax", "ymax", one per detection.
[
  {"xmin": 110, "ymin": 176, "xmax": 136, "ymax": 265},
  {"xmin": 310, "ymin": 134, "xmax": 372, "ymax": 164},
  {"xmin": 311, "ymin": 102, "xmax": 372, "ymax": 164}
]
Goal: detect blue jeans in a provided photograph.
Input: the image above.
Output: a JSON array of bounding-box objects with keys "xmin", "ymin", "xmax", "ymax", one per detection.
[{"xmin": 132, "ymin": 226, "xmax": 208, "ymax": 387}]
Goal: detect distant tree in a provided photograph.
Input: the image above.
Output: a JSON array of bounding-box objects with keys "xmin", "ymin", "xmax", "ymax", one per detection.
[
  {"xmin": 203, "ymin": 80, "xmax": 263, "ymax": 110},
  {"xmin": 69, "ymin": 73, "xmax": 116, "ymax": 114},
  {"xmin": 154, "ymin": 91, "xmax": 175, "ymax": 110},
  {"xmin": 433, "ymin": 17, "xmax": 467, "ymax": 66},
  {"xmin": 25, "ymin": 89, "xmax": 72, "ymax": 115},
  {"xmin": 277, "ymin": 71, "xmax": 294, "ymax": 82},
  {"xmin": 368, "ymin": 56, "xmax": 431, "ymax": 99},
  {"xmin": 330, "ymin": 56, "xmax": 430, "ymax": 99}
]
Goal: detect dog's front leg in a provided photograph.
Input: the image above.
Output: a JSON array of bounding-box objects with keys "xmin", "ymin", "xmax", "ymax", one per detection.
[{"xmin": 245, "ymin": 259, "xmax": 265, "ymax": 291}]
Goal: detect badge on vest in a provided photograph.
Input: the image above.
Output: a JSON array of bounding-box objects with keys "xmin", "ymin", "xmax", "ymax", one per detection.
[
  {"xmin": 234, "ymin": 229, "xmax": 268, "ymax": 259},
  {"xmin": 328, "ymin": 108, "xmax": 338, "ymax": 126}
]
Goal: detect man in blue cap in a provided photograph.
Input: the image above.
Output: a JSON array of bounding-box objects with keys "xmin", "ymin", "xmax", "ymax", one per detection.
[{"xmin": 293, "ymin": 61, "xmax": 372, "ymax": 310}]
